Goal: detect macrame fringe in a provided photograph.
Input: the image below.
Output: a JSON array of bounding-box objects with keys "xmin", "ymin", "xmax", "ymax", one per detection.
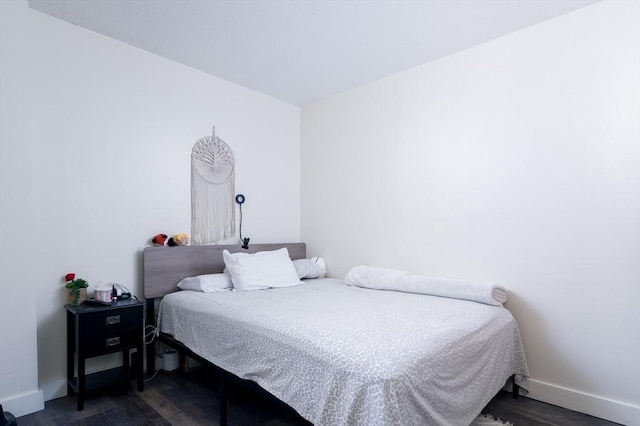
[
  {"xmin": 190, "ymin": 132, "xmax": 236, "ymax": 245},
  {"xmin": 191, "ymin": 169, "xmax": 235, "ymax": 245}
]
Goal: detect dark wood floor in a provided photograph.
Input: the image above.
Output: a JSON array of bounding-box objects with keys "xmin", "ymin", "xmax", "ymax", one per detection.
[{"xmin": 18, "ymin": 369, "xmax": 620, "ymax": 426}]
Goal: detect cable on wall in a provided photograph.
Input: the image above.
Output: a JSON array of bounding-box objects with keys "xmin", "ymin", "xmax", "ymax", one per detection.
[{"xmin": 235, "ymin": 194, "xmax": 250, "ymax": 249}]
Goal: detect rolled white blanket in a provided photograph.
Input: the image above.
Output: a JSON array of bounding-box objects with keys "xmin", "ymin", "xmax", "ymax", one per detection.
[{"xmin": 344, "ymin": 265, "xmax": 507, "ymax": 306}]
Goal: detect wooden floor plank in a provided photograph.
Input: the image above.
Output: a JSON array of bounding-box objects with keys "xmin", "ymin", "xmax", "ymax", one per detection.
[
  {"xmin": 136, "ymin": 384, "xmax": 202, "ymax": 426},
  {"xmin": 17, "ymin": 370, "xmax": 621, "ymax": 425}
]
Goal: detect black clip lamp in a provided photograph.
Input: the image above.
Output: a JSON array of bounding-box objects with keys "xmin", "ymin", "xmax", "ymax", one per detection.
[{"xmin": 235, "ymin": 194, "xmax": 250, "ymax": 249}]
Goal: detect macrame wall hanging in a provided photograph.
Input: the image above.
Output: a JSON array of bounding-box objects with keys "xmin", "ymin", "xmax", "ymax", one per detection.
[{"xmin": 191, "ymin": 126, "xmax": 235, "ymax": 245}]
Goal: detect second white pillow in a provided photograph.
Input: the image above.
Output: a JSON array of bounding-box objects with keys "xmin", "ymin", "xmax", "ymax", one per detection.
[
  {"xmin": 177, "ymin": 272, "xmax": 232, "ymax": 292},
  {"xmin": 293, "ymin": 257, "xmax": 327, "ymax": 279},
  {"xmin": 223, "ymin": 248, "xmax": 302, "ymax": 291}
]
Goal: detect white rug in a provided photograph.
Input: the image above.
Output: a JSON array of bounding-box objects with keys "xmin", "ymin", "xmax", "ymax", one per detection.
[{"xmin": 470, "ymin": 413, "xmax": 513, "ymax": 426}]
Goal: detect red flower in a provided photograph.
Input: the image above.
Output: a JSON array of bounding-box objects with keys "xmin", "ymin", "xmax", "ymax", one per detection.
[{"xmin": 65, "ymin": 273, "xmax": 76, "ymax": 281}]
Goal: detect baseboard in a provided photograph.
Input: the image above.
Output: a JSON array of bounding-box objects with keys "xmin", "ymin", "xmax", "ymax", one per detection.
[
  {"xmin": 527, "ymin": 379, "xmax": 640, "ymax": 426},
  {"xmin": 0, "ymin": 388, "xmax": 44, "ymax": 417},
  {"xmin": 40, "ymin": 377, "xmax": 67, "ymax": 401}
]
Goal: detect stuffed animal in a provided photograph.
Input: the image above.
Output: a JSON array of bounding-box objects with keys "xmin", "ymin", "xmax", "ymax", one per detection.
[
  {"xmin": 168, "ymin": 233, "xmax": 189, "ymax": 247},
  {"xmin": 151, "ymin": 234, "xmax": 168, "ymax": 246}
]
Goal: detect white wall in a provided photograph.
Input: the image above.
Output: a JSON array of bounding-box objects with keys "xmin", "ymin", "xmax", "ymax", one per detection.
[
  {"xmin": 0, "ymin": 0, "xmax": 45, "ymax": 417},
  {"xmin": 301, "ymin": 1, "xmax": 639, "ymax": 425},
  {"xmin": 2, "ymin": 0, "xmax": 300, "ymax": 406}
]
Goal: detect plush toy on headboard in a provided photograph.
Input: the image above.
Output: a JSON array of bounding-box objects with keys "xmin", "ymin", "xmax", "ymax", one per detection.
[
  {"xmin": 168, "ymin": 233, "xmax": 189, "ymax": 247},
  {"xmin": 151, "ymin": 234, "xmax": 168, "ymax": 246}
]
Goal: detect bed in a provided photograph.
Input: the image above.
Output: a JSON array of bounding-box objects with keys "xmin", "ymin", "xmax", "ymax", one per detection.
[{"xmin": 144, "ymin": 243, "xmax": 529, "ymax": 426}]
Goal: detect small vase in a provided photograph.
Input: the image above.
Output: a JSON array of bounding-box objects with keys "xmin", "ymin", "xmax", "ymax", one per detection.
[{"xmin": 68, "ymin": 288, "xmax": 87, "ymax": 306}]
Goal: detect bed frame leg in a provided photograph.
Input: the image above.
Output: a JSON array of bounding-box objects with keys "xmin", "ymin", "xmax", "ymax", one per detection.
[
  {"xmin": 511, "ymin": 374, "xmax": 520, "ymax": 399},
  {"xmin": 220, "ymin": 371, "xmax": 228, "ymax": 426}
]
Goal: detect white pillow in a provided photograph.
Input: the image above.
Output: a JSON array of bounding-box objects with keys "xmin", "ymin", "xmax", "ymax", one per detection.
[
  {"xmin": 293, "ymin": 257, "xmax": 327, "ymax": 279},
  {"xmin": 223, "ymin": 248, "xmax": 302, "ymax": 291},
  {"xmin": 177, "ymin": 272, "xmax": 232, "ymax": 292}
]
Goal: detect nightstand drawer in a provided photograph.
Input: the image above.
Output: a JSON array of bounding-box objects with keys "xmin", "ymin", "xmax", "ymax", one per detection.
[
  {"xmin": 81, "ymin": 327, "xmax": 141, "ymax": 356},
  {"xmin": 80, "ymin": 307, "xmax": 141, "ymax": 335}
]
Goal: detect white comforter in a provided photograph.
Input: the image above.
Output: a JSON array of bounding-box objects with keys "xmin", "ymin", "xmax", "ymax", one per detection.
[{"xmin": 159, "ymin": 278, "xmax": 529, "ymax": 426}]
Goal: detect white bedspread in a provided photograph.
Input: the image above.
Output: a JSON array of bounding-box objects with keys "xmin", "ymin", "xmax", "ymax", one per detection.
[{"xmin": 159, "ymin": 278, "xmax": 529, "ymax": 426}]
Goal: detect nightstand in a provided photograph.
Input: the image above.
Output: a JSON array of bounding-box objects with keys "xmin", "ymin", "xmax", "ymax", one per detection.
[{"xmin": 66, "ymin": 298, "xmax": 144, "ymax": 410}]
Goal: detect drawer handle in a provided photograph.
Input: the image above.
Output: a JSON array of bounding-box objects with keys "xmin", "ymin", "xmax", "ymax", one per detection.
[
  {"xmin": 105, "ymin": 337, "xmax": 120, "ymax": 347},
  {"xmin": 106, "ymin": 315, "xmax": 120, "ymax": 325}
]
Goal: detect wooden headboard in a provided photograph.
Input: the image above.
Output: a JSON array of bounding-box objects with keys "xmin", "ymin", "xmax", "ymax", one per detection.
[{"xmin": 143, "ymin": 243, "xmax": 307, "ymax": 299}]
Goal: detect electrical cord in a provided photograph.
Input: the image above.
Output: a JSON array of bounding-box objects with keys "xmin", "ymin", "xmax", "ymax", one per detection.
[
  {"xmin": 236, "ymin": 193, "xmax": 249, "ymax": 249},
  {"xmin": 143, "ymin": 338, "xmax": 162, "ymax": 382},
  {"xmin": 144, "ymin": 368, "xmax": 160, "ymax": 382},
  {"xmin": 145, "ymin": 325, "xmax": 158, "ymax": 345},
  {"xmin": 239, "ymin": 201, "xmax": 244, "ymax": 242}
]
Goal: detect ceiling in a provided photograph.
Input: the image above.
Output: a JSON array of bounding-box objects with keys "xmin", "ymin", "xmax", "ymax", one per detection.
[{"xmin": 28, "ymin": 0, "xmax": 598, "ymax": 106}]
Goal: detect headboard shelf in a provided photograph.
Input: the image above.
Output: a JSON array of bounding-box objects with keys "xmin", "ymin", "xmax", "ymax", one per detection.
[{"xmin": 143, "ymin": 243, "xmax": 306, "ymax": 299}]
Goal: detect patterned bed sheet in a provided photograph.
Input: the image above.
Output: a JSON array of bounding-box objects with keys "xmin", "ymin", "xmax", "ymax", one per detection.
[{"xmin": 158, "ymin": 278, "xmax": 529, "ymax": 426}]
